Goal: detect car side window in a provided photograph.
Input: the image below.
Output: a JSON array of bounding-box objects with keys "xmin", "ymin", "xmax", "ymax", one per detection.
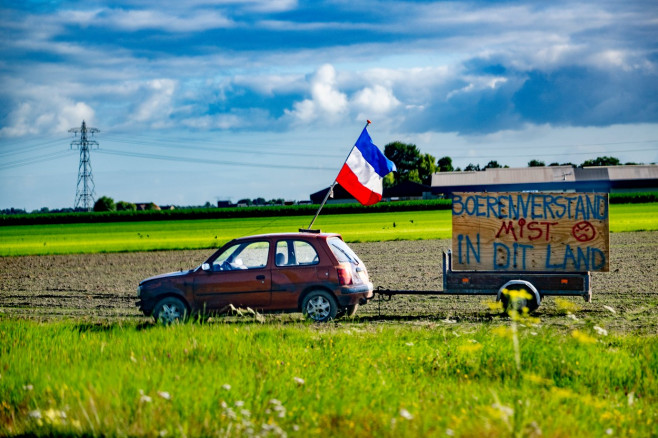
[
  {"xmin": 213, "ymin": 241, "xmax": 269, "ymax": 270},
  {"xmin": 275, "ymin": 240, "xmax": 319, "ymax": 266}
]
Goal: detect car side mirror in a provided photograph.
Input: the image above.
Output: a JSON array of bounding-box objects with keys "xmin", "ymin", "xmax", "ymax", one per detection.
[{"xmin": 202, "ymin": 262, "xmax": 211, "ymax": 271}]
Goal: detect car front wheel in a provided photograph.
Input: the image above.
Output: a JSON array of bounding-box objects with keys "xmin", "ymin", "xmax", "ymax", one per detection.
[
  {"xmin": 152, "ymin": 296, "xmax": 188, "ymax": 324},
  {"xmin": 302, "ymin": 290, "xmax": 338, "ymax": 322}
]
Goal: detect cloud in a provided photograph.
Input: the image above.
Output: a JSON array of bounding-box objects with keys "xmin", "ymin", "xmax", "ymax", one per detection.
[
  {"xmin": 2, "ymin": 0, "xmax": 658, "ymax": 211},
  {"xmin": 285, "ymin": 64, "xmax": 348, "ymax": 124},
  {"xmin": 132, "ymin": 79, "xmax": 177, "ymax": 127},
  {"xmin": 352, "ymin": 85, "xmax": 400, "ymax": 121},
  {"xmin": 0, "ymin": 79, "xmax": 95, "ymax": 137},
  {"xmin": 1, "ymin": 0, "xmax": 657, "ymax": 138},
  {"xmin": 98, "ymin": 8, "xmax": 234, "ymax": 32},
  {"xmin": 512, "ymin": 66, "xmax": 658, "ymax": 127},
  {"xmin": 181, "ymin": 108, "xmax": 272, "ymax": 130},
  {"xmin": 241, "ymin": 0, "xmax": 298, "ymax": 13},
  {"xmin": 161, "ymin": 0, "xmax": 298, "ymax": 14}
]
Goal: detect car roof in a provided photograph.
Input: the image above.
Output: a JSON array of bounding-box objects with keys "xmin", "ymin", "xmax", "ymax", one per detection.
[{"xmin": 232, "ymin": 232, "xmax": 342, "ymax": 241}]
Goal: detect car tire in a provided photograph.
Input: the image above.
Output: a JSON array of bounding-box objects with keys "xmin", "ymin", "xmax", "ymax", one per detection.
[
  {"xmin": 152, "ymin": 296, "xmax": 188, "ymax": 324},
  {"xmin": 302, "ymin": 290, "xmax": 338, "ymax": 322}
]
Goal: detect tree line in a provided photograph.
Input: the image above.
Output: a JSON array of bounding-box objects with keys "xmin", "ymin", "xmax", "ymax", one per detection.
[
  {"xmin": 0, "ymin": 145, "xmax": 646, "ymax": 215},
  {"xmin": 383, "ymin": 141, "xmax": 641, "ymax": 187}
]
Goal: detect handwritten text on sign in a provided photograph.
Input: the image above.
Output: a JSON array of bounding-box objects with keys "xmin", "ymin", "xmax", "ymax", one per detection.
[{"xmin": 451, "ymin": 192, "xmax": 609, "ymax": 272}]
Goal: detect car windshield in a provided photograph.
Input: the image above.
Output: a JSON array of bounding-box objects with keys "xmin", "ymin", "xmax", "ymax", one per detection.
[{"xmin": 328, "ymin": 237, "xmax": 361, "ymax": 265}]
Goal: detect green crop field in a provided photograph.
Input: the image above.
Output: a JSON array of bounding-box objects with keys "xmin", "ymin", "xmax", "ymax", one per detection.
[
  {"xmin": 1, "ymin": 317, "xmax": 656, "ymax": 437},
  {"xmin": 0, "ymin": 210, "xmax": 449, "ymax": 256},
  {"xmin": 1, "ymin": 203, "xmax": 657, "ymax": 256}
]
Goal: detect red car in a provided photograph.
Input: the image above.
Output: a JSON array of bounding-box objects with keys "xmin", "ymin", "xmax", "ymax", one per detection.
[{"xmin": 137, "ymin": 232, "xmax": 374, "ymax": 323}]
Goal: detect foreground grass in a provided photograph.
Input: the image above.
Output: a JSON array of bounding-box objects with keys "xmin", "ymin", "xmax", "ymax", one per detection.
[
  {"xmin": 1, "ymin": 203, "xmax": 657, "ymax": 256},
  {"xmin": 1, "ymin": 317, "xmax": 656, "ymax": 437}
]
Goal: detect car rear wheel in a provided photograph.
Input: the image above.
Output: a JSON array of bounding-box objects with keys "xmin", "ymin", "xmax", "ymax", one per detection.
[
  {"xmin": 152, "ymin": 297, "xmax": 188, "ymax": 324},
  {"xmin": 302, "ymin": 290, "xmax": 338, "ymax": 322}
]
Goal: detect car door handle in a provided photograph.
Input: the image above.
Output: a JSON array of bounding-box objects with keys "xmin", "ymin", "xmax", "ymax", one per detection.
[{"xmin": 256, "ymin": 275, "xmax": 265, "ymax": 280}]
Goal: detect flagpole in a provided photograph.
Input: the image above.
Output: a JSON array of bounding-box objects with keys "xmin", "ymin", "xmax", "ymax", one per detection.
[{"xmin": 305, "ymin": 120, "xmax": 371, "ymax": 231}]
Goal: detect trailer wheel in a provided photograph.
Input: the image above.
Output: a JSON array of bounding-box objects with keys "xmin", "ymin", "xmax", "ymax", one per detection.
[{"xmin": 499, "ymin": 282, "xmax": 539, "ymax": 314}]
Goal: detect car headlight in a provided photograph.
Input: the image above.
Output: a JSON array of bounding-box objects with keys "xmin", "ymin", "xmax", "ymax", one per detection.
[{"xmin": 137, "ymin": 285, "xmax": 142, "ymax": 298}]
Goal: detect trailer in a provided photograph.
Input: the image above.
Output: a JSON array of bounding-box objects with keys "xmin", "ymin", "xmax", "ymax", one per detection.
[
  {"xmin": 373, "ymin": 250, "xmax": 591, "ymax": 312},
  {"xmin": 372, "ymin": 191, "xmax": 607, "ymax": 313}
]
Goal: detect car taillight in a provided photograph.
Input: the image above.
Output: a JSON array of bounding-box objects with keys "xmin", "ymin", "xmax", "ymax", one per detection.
[{"xmin": 337, "ymin": 264, "xmax": 353, "ymax": 285}]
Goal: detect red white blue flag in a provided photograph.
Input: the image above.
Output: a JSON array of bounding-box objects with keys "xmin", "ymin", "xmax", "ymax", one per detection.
[{"xmin": 336, "ymin": 125, "xmax": 397, "ymax": 206}]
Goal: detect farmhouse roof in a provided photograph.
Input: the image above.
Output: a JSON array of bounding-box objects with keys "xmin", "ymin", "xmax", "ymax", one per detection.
[{"xmin": 430, "ymin": 165, "xmax": 658, "ymax": 195}]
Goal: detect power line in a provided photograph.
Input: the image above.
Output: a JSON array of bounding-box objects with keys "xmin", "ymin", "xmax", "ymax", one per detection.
[
  {"xmin": 108, "ymin": 131, "xmax": 658, "ymax": 156},
  {"xmin": 445, "ymin": 147, "xmax": 658, "ymax": 161},
  {"xmin": 0, "ymin": 150, "xmax": 73, "ymax": 170},
  {"xmin": 105, "ymin": 131, "xmax": 341, "ymax": 150},
  {"xmin": 102, "ymin": 133, "xmax": 344, "ymax": 159},
  {"xmin": 1, "ymin": 130, "xmax": 656, "ymax": 172},
  {"xmin": 433, "ymin": 140, "xmax": 658, "ymax": 154},
  {"xmin": 0, "ymin": 137, "xmax": 68, "ymax": 157},
  {"xmin": 95, "ymin": 144, "xmax": 658, "ymax": 169},
  {"xmin": 95, "ymin": 148, "xmax": 336, "ymax": 171}
]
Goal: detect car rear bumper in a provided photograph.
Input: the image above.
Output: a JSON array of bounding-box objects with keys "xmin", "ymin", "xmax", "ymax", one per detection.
[
  {"xmin": 341, "ymin": 282, "xmax": 373, "ymax": 294},
  {"xmin": 337, "ymin": 282, "xmax": 373, "ymax": 306}
]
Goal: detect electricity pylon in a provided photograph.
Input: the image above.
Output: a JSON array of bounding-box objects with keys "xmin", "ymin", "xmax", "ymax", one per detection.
[{"xmin": 69, "ymin": 120, "xmax": 100, "ymax": 211}]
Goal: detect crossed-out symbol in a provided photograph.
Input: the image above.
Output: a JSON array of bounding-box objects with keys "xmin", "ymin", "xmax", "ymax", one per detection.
[{"xmin": 572, "ymin": 221, "xmax": 596, "ymax": 242}]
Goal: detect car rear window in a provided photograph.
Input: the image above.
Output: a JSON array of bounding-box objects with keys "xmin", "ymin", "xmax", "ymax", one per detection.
[{"xmin": 327, "ymin": 237, "xmax": 362, "ymax": 265}]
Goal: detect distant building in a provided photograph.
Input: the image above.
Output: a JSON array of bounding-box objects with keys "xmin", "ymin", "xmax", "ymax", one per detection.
[
  {"xmin": 310, "ymin": 185, "xmax": 354, "ymax": 204},
  {"xmin": 605, "ymin": 165, "xmax": 658, "ymax": 192},
  {"xmin": 135, "ymin": 202, "xmax": 160, "ymax": 211},
  {"xmin": 430, "ymin": 165, "xmax": 658, "ymax": 196},
  {"xmin": 310, "ymin": 181, "xmax": 432, "ymax": 204},
  {"xmin": 383, "ymin": 180, "xmax": 434, "ymax": 200}
]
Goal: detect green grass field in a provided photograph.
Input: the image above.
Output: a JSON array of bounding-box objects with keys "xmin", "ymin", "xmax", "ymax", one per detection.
[
  {"xmin": 1, "ymin": 317, "xmax": 656, "ymax": 437},
  {"xmin": 2, "ymin": 204, "xmax": 658, "ymax": 437},
  {"xmin": 1, "ymin": 203, "xmax": 657, "ymax": 256}
]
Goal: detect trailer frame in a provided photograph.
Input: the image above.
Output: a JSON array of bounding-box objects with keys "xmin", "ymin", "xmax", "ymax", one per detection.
[{"xmin": 372, "ymin": 250, "xmax": 591, "ymax": 311}]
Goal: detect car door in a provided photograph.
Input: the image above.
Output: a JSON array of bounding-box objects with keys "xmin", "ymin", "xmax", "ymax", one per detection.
[
  {"xmin": 270, "ymin": 239, "xmax": 321, "ymax": 310},
  {"xmin": 194, "ymin": 240, "xmax": 272, "ymax": 312}
]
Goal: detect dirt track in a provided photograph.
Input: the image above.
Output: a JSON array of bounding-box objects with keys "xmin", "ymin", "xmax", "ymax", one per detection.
[{"xmin": 1, "ymin": 232, "xmax": 657, "ymax": 333}]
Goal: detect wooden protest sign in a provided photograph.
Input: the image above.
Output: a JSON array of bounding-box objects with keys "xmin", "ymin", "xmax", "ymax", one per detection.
[{"xmin": 452, "ymin": 192, "xmax": 609, "ymax": 272}]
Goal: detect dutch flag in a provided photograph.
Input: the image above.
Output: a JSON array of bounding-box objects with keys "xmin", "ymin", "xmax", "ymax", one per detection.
[{"xmin": 336, "ymin": 125, "xmax": 397, "ymax": 206}]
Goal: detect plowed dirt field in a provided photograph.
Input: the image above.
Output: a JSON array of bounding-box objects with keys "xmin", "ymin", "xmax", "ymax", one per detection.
[{"xmin": 2, "ymin": 232, "xmax": 657, "ymax": 333}]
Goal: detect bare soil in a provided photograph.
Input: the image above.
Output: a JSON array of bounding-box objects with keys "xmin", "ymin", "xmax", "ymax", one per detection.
[{"xmin": 1, "ymin": 232, "xmax": 657, "ymax": 333}]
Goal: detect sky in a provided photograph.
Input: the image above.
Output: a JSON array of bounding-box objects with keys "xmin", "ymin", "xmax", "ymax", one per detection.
[{"xmin": 1, "ymin": 0, "xmax": 657, "ymax": 211}]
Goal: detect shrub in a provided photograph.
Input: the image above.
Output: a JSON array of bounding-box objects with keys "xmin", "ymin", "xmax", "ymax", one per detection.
[
  {"xmin": 93, "ymin": 196, "xmax": 116, "ymax": 212},
  {"xmin": 116, "ymin": 201, "xmax": 137, "ymax": 211}
]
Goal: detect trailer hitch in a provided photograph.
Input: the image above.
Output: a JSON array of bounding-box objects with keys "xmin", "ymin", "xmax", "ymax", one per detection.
[
  {"xmin": 371, "ymin": 286, "xmax": 396, "ymax": 317},
  {"xmin": 372, "ymin": 286, "xmax": 395, "ymax": 301}
]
